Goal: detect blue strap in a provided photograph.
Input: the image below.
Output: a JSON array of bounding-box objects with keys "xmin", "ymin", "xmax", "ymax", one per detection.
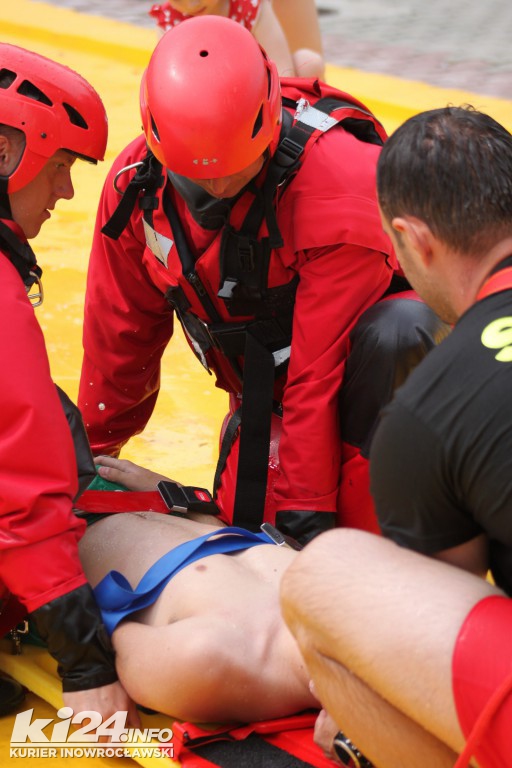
[{"xmin": 94, "ymin": 527, "xmax": 271, "ymax": 635}]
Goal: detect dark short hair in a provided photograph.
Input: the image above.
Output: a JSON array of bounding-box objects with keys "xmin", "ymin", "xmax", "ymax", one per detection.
[{"xmin": 377, "ymin": 106, "xmax": 512, "ymax": 255}]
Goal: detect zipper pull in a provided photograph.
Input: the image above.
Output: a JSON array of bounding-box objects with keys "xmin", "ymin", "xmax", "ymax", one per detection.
[
  {"xmin": 187, "ymin": 271, "xmax": 206, "ymax": 296},
  {"xmin": 9, "ymin": 621, "xmax": 28, "ymax": 655}
]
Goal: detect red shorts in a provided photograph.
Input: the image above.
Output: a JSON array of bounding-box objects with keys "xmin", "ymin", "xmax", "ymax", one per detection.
[{"xmin": 453, "ymin": 594, "xmax": 512, "ymax": 768}]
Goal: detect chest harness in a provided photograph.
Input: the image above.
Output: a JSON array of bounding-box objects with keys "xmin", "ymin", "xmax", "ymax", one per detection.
[{"xmin": 102, "ymin": 90, "xmax": 386, "ymax": 530}]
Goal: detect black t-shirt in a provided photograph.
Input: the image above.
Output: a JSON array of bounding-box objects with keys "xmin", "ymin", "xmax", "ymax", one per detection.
[{"xmin": 370, "ymin": 290, "xmax": 512, "ymax": 595}]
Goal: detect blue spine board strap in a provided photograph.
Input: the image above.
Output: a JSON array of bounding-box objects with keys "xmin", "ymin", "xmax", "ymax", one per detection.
[{"xmin": 94, "ymin": 527, "xmax": 271, "ymax": 635}]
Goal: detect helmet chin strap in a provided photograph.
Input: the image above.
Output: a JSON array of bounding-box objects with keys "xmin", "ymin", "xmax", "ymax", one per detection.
[
  {"xmin": 0, "ymin": 216, "xmax": 44, "ymax": 307},
  {"xmin": 0, "ymin": 176, "xmax": 12, "ymax": 220}
]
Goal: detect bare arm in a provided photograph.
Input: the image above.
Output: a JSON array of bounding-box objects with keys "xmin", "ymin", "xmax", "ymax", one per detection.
[
  {"xmin": 252, "ymin": 0, "xmax": 295, "ymax": 75},
  {"xmin": 112, "ymin": 617, "xmax": 267, "ymax": 722},
  {"xmin": 433, "ymin": 533, "xmax": 489, "ymax": 578},
  {"xmin": 94, "ymin": 455, "xmax": 175, "ymax": 491}
]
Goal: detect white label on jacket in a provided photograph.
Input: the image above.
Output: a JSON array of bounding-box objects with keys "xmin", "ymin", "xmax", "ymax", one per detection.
[{"xmin": 143, "ymin": 219, "xmax": 174, "ymax": 268}]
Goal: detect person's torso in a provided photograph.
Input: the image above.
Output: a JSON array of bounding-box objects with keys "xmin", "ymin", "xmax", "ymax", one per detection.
[
  {"xmin": 394, "ymin": 289, "xmax": 512, "ymax": 592},
  {"xmin": 80, "ymin": 511, "xmax": 307, "ymax": 713}
]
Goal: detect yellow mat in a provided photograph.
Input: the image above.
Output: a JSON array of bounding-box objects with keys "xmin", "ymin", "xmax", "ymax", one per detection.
[{"xmin": 1, "ymin": 2, "xmax": 512, "ymax": 766}]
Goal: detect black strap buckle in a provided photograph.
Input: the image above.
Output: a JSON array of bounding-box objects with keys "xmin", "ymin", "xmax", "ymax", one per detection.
[
  {"xmin": 158, "ymin": 481, "xmax": 218, "ymax": 515},
  {"xmin": 274, "ymin": 136, "xmax": 304, "ymax": 168}
]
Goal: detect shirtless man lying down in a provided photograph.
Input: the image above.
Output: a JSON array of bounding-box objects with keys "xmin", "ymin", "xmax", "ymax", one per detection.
[{"xmin": 78, "ymin": 510, "xmax": 315, "ymax": 724}]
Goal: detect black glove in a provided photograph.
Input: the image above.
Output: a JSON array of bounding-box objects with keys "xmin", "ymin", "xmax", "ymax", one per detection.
[
  {"xmin": 275, "ymin": 510, "xmax": 336, "ymax": 546},
  {"xmin": 30, "ymin": 584, "xmax": 118, "ymax": 693}
]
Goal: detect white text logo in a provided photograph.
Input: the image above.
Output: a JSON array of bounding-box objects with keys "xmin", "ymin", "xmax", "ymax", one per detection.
[{"xmin": 10, "ymin": 708, "xmax": 173, "ymax": 759}]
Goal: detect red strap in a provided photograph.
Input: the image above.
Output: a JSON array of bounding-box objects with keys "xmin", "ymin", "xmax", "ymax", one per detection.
[
  {"xmin": 173, "ymin": 712, "xmax": 318, "ymax": 750},
  {"xmin": 476, "ymin": 267, "xmax": 512, "ymax": 301},
  {"xmin": 74, "ymin": 490, "xmax": 169, "ymax": 514},
  {"xmin": 172, "ymin": 713, "xmax": 333, "ymax": 767}
]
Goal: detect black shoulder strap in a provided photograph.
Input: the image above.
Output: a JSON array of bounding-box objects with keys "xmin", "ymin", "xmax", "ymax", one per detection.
[
  {"xmin": 101, "ymin": 149, "xmax": 163, "ymax": 240},
  {"xmin": 276, "ymin": 94, "xmax": 384, "ymax": 170},
  {"xmin": 261, "ymin": 95, "xmax": 384, "ymax": 250},
  {"xmin": 0, "ymin": 220, "xmax": 41, "ymax": 289}
]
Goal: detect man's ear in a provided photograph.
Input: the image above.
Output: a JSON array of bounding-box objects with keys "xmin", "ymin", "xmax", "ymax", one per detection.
[
  {"xmin": 0, "ymin": 135, "xmax": 13, "ymax": 176},
  {"xmin": 391, "ymin": 216, "xmax": 436, "ymax": 266},
  {"xmin": 0, "ymin": 134, "xmax": 17, "ymax": 178},
  {"xmin": 0, "ymin": 136, "xmax": 9, "ymax": 172}
]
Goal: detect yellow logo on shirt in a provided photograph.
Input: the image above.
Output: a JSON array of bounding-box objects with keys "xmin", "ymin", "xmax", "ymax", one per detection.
[{"xmin": 481, "ymin": 317, "xmax": 512, "ymax": 361}]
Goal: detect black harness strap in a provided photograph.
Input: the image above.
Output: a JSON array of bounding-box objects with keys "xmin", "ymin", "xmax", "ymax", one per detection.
[
  {"xmin": 281, "ymin": 95, "xmax": 385, "ymax": 148},
  {"xmin": 101, "ymin": 152, "xmax": 162, "ymax": 240},
  {"xmin": 161, "ymin": 185, "xmax": 224, "ymax": 324},
  {"xmin": 160, "ymin": 185, "xmax": 247, "ymax": 383},
  {"xmin": 213, "ymin": 407, "xmax": 242, "ymax": 497},
  {"xmin": 0, "ymin": 220, "xmax": 42, "ymax": 289},
  {"xmin": 231, "ymin": 332, "xmax": 276, "ymax": 529}
]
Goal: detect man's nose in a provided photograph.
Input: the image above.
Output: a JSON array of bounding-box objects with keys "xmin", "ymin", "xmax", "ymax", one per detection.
[{"xmin": 56, "ymin": 170, "xmax": 74, "ymax": 200}]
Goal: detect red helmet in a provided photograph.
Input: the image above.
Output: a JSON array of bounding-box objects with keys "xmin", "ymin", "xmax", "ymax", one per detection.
[
  {"xmin": 0, "ymin": 43, "xmax": 108, "ymax": 193},
  {"xmin": 140, "ymin": 15, "xmax": 281, "ymax": 179}
]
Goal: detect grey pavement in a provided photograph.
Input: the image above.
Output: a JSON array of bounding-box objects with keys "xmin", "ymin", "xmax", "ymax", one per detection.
[{"xmin": 36, "ymin": 0, "xmax": 512, "ymax": 98}]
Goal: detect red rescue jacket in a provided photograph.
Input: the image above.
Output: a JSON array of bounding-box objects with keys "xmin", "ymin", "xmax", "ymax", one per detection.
[
  {"xmin": 79, "ymin": 78, "xmax": 396, "ymax": 518},
  {"xmin": 0, "ymin": 220, "xmax": 86, "ymax": 634}
]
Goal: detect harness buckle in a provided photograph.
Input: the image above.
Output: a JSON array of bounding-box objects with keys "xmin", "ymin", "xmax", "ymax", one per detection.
[
  {"xmin": 238, "ymin": 239, "xmax": 255, "ymax": 272},
  {"xmin": 26, "ymin": 271, "xmax": 44, "ymax": 307},
  {"xmin": 260, "ymin": 523, "xmax": 302, "ymax": 551},
  {"xmin": 274, "ymin": 136, "xmax": 304, "ymax": 168}
]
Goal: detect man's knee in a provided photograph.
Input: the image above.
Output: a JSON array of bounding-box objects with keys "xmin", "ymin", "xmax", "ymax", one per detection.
[
  {"xmin": 340, "ymin": 296, "xmax": 450, "ymax": 451},
  {"xmin": 280, "ymin": 529, "xmax": 374, "ymax": 621}
]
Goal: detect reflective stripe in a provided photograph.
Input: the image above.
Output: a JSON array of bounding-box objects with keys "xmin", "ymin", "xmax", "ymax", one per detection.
[{"xmin": 273, "ymin": 345, "xmax": 291, "ymax": 367}]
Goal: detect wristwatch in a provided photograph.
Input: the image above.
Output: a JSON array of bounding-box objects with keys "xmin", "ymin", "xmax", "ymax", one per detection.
[{"xmin": 332, "ymin": 731, "xmax": 374, "ymax": 768}]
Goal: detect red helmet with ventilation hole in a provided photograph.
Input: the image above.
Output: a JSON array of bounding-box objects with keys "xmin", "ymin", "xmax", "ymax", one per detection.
[
  {"xmin": 0, "ymin": 43, "xmax": 108, "ymax": 193},
  {"xmin": 140, "ymin": 15, "xmax": 281, "ymax": 179}
]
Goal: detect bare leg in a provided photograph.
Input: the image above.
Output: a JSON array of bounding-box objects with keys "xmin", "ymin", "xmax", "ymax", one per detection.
[
  {"xmin": 272, "ymin": 0, "xmax": 323, "ymax": 54},
  {"xmin": 280, "ymin": 529, "xmax": 500, "ymax": 765},
  {"xmin": 306, "ymin": 647, "xmax": 459, "ymax": 767}
]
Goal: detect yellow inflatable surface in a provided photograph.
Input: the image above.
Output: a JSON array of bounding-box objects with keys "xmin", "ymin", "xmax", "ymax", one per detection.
[{"xmin": 1, "ymin": 2, "xmax": 511, "ymax": 765}]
